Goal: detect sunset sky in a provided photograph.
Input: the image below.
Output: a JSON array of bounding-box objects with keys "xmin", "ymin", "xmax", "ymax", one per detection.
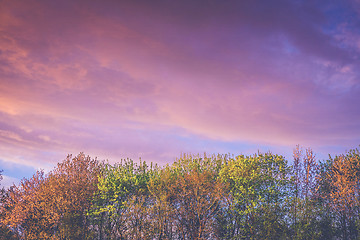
[{"xmin": 1, "ymin": 0, "xmax": 360, "ymax": 186}]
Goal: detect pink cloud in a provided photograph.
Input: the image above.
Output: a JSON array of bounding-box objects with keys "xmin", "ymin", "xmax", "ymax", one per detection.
[{"xmin": 0, "ymin": 0, "xmax": 359, "ymax": 179}]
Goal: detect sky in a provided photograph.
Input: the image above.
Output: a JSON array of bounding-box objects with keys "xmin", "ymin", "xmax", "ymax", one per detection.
[{"xmin": 1, "ymin": 0, "xmax": 360, "ymax": 187}]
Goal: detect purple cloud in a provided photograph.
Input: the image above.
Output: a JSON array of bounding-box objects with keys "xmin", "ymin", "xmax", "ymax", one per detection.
[{"xmin": 0, "ymin": 0, "xmax": 360, "ymax": 182}]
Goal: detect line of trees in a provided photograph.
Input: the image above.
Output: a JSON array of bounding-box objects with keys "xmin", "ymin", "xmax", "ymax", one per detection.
[{"xmin": 0, "ymin": 146, "xmax": 360, "ymax": 239}]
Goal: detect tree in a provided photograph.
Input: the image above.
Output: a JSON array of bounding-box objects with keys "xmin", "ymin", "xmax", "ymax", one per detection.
[
  {"xmin": 315, "ymin": 159, "xmax": 336, "ymax": 239},
  {"xmin": 0, "ymin": 170, "xmax": 17, "ymax": 239},
  {"xmin": 147, "ymin": 154, "xmax": 226, "ymax": 239},
  {"xmin": 147, "ymin": 164, "xmax": 176, "ymax": 240},
  {"xmin": 89, "ymin": 158, "xmax": 153, "ymax": 239},
  {"xmin": 1, "ymin": 153, "xmax": 101, "ymax": 239},
  {"xmin": 48, "ymin": 153, "xmax": 101, "ymax": 239},
  {"xmin": 290, "ymin": 145, "xmax": 302, "ymax": 238},
  {"xmin": 289, "ymin": 146, "xmax": 320, "ymax": 240},
  {"xmin": 328, "ymin": 148, "xmax": 360, "ymax": 239},
  {"xmin": 3, "ymin": 147, "xmax": 360, "ymax": 239},
  {"xmin": 219, "ymin": 152, "xmax": 290, "ymax": 239},
  {"xmin": 1, "ymin": 170, "xmax": 56, "ymax": 239},
  {"xmin": 170, "ymin": 155, "xmax": 225, "ymax": 239}
]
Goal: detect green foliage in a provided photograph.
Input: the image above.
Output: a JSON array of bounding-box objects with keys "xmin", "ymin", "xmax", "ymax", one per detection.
[
  {"xmin": 89, "ymin": 158, "xmax": 154, "ymax": 239},
  {"xmin": 287, "ymin": 146, "xmax": 323, "ymax": 240},
  {"xmin": 2, "ymin": 146, "xmax": 360, "ymax": 239},
  {"xmin": 219, "ymin": 152, "xmax": 290, "ymax": 239},
  {"xmin": 94, "ymin": 159, "xmax": 149, "ymax": 214}
]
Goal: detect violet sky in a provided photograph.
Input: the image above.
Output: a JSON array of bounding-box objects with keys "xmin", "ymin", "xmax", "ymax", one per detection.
[{"xmin": 1, "ymin": 0, "xmax": 360, "ymax": 186}]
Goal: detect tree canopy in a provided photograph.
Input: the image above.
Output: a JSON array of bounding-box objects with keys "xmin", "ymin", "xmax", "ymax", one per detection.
[{"xmin": 1, "ymin": 147, "xmax": 360, "ymax": 239}]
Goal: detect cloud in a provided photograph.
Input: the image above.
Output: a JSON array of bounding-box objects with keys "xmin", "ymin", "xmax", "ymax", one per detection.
[
  {"xmin": 0, "ymin": 0, "xmax": 359, "ymax": 180},
  {"xmin": 1, "ymin": 175, "xmax": 20, "ymax": 188}
]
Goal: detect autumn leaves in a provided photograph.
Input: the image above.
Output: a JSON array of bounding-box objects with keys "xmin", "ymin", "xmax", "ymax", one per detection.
[
  {"xmin": 1, "ymin": 154, "xmax": 100, "ymax": 239},
  {"xmin": 1, "ymin": 147, "xmax": 360, "ymax": 239}
]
